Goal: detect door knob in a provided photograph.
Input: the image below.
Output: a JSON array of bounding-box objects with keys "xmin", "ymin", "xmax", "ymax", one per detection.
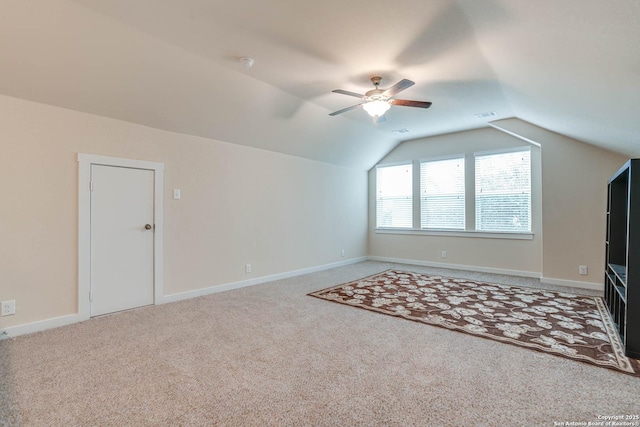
[{"xmin": 144, "ymin": 224, "xmax": 152, "ymax": 230}]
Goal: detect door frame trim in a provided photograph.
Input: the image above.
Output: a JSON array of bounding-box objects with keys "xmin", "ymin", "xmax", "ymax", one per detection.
[{"xmin": 77, "ymin": 153, "xmax": 164, "ymax": 320}]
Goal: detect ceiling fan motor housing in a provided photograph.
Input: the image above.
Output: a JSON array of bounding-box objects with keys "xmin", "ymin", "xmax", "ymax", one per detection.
[
  {"xmin": 365, "ymin": 89, "xmax": 387, "ymax": 101},
  {"xmin": 366, "ymin": 76, "xmax": 387, "ymax": 101}
]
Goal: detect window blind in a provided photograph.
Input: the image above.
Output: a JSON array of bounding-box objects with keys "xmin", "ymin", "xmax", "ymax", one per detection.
[
  {"xmin": 475, "ymin": 149, "xmax": 531, "ymax": 232},
  {"xmin": 376, "ymin": 164, "xmax": 413, "ymax": 228},
  {"xmin": 420, "ymin": 157, "xmax": 465, "ymax": 229}
]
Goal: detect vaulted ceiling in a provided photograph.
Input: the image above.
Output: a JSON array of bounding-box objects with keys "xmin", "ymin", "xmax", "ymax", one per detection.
[{"xmin": 1, "ymin": 0, "xmax": 638, "ymax": 170}]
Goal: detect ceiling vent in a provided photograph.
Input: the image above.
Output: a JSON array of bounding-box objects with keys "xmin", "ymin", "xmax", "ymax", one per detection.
[
  {"xmin": 474, "ymin": 111, "xmax": 498, "ymax": 120},
  {"xmin": 392, "ymin": 128, "xmax": 410, "ymax": 134}
]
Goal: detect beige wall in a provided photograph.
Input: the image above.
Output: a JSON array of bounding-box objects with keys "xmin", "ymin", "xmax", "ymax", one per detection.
[
  {"xmin": 368, "ymin": 127, "xmax": 543, "ymax": 275},
  {"xmin": 491, "ymin": 119, "xmax": 627, "ymax": 284},
  {"xmin": 0, "ymin": 92, "xmax": 627, "ymax": 333},
  {"xmin": 0, "ymin": 94, "xmax": 367, "ymax": 329},
  {"xmin": 369, "ymin": 121, "xmax": 628, "ymax": 286}
]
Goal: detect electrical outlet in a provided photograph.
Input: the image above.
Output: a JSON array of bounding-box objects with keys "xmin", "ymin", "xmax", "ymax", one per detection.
[
  {"xmin": 579, "ymin": 265, "xmax": 588, "ymax": 275},
  {"xmin": 441, "ymin": 250, "xmax": 447, "ymax": 258},
  {"xmin": 1, "ymin": 300, "xmax": 16, "ymax": 316},
  {"xmin": 245, "ymin": 264, "xmax": 252, "ymax": 274},
  {"xmin": 341, "ymin": 249, "xmax": 345, "ymax": 257}
]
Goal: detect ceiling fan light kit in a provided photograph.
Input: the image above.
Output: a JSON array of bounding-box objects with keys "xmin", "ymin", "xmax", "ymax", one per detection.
[
  {"xmin": 330, "ymin": 76, "xmax": 432, "ymax": 120},
  {"xmin": 362, "ymin": 99, "xmax": 391, "ymax": 117}
]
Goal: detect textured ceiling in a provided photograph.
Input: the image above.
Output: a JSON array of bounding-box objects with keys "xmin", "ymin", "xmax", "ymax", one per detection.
[{"xmin": 1, "ymin": 0, "xmax": 638, "ymax": 169}]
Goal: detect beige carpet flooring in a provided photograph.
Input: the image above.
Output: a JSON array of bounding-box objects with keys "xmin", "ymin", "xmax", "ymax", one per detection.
[{"xmin": 1, "ymin": 261, "xmax": 639, "ymax": 426}]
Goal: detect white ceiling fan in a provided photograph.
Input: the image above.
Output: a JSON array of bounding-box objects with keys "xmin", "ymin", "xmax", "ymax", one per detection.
[{"xmin": 329, "ymin": 76, "xmax": 432, "ymax": 122}]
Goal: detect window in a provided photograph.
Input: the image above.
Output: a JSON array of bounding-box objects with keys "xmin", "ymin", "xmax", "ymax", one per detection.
[
  {"xmin": 475, "ymin": 149, "xmax": 531, "ymax": 232},
  {"xmin": 375, "ymin": 146, "xmax": 533, "ymax": 237},
  {"xmin": 376, "ymin": 164, "xmax": 412, "ymax": 228},
  {"xmin": 420, "ymin": 157, "xmax": 465, "ymax": 229}
]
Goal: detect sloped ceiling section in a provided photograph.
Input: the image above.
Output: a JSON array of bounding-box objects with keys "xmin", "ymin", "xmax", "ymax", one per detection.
[
  {"xmin": 459, "ymin": 0, "xmax": 640, "ymax": 157},
  {"xmin": 1, "ymin": 0, "xmax": 638, "ymax": 170},
  {"xmin": 0, "ymin": 0, "xmax": 395, "ymax": 169}
]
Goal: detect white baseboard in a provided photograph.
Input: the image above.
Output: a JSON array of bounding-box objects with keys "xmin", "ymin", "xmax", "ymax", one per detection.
[
  {"xmin": 540, "ymin": 276, "xmax": 603, "ymax": 292},
  {"xmin": 367, "ymin": 256, "xmax": 541, "ymax": 279},
  {"xmin": 368, "ymin": 256, "xmax": 604, "ymax": 292},
  {"xmin": 1, "ymin": 314, "xmax": 81, "ymax": 339},
  {"xmin": 0, "ymin": 255, "xmax": 602, "ymax": 339},
  {"xmin": 161, "ymin": 257, "xmax": 368, "ymax": 304},
  {"xmin": 1, "ymin": 258, "xmax": 366, "ymax": 338}
]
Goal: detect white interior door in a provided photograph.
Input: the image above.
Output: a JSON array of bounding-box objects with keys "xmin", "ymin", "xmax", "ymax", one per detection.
[{"xmin": 90, "ymin": 164, "xmax": 155, "ymax": 316}]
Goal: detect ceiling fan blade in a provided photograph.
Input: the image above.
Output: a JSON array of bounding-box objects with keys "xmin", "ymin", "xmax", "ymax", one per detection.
[
  {"xmin": 390, "ymin": 99, "xmax": 432, "ymax": 109},
  {"xmin": 329, "ymin": 103, "xmax": 364, "ymax": 116},
  {"xmin": 332, "ymin": 89, "xmax": 365, "ymax": 99},
  {"xmin": 383, "ymin": 79, "xmax": 415, "ymax": 97}
]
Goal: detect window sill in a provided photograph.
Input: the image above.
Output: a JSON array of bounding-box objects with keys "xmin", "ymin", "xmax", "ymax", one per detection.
[{"xmin": 374, "ymin": 228, "xmax": 534, "ymax": 240}]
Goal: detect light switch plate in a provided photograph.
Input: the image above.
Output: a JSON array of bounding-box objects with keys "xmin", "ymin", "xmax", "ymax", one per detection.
[{"xmin": 173, "ymin": 189, "xmax": 181, "ymax": 200}]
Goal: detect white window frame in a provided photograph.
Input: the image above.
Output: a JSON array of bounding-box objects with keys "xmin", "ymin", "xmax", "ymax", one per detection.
[
  {"xmin": 375, "ymin": 162, "xmax": 414, "ymax": 229},
  {"xmin": 474, "ymin": 147, "xmax": 532, "ymax": 233},
  {"xmin": 374, "ymin": 147, "xmax": 534, "ymax": 240},
  {"xmin": 419, "ymin": 155, "xmax": 466, "ymax": 231}
]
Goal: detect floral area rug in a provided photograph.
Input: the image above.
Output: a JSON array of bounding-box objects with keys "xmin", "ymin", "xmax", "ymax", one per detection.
[{"xmin": 309, "ymin": 270, "xmax": 640, "ymax": 377}]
